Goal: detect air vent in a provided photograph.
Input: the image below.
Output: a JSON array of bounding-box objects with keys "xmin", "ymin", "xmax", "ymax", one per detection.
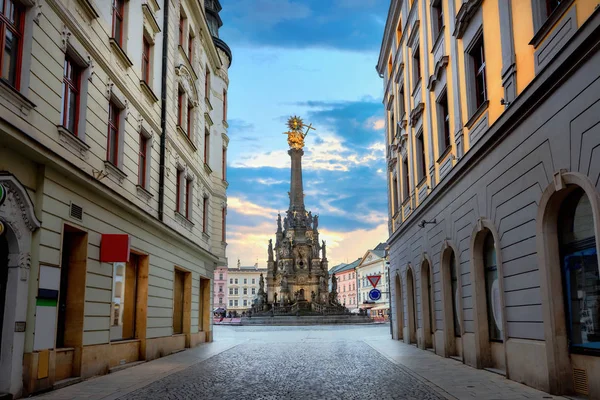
[
  {"xmin": 573, "ymin": 368, "xmax": 589, "ymax": 395},
  {"xmin": 70, "ymin": 203, "xmax": 83, "ymax": 221}
]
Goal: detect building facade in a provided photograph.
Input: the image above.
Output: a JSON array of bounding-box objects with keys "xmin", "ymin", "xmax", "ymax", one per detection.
[
  {"xmin": 356, "ymin": 246, "xmax": 388, "ymax": 310},
  {"xmin": 0, "ymin": 0, "xmax": 231, "ymax": 397},
  {"xmin": 334, "ymin": 259, "xmax": 360, "ymax": 310},
  {"xmin": 213, "ymin": 265, "xmax": 228, "ymax": 309},
  {"xmin": 227, "ymin": 263, "xmax": 267, "ymax": 312},
  {"xmin": 377, "ymin": 0, "xmax": 600, "ymax": 397}
]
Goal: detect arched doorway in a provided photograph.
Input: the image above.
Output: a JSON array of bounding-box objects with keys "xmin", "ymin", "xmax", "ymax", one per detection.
[
  {"xmin": 394, "ymin": 274, "xmax": 404, "ymax": 340},
  {"xmin": 420, "ymin": 260, "xmax": 434, "ymax": 349},
  {"xmin": 441, "ymin": 245, "xmax": 463, "ymax": 358},
  {"xmin": 406, "ymin": 267, "xmax": 417, "ymax": 344}
]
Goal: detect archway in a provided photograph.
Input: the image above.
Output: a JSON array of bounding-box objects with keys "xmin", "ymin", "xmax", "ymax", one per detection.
[
  {"xmin": 394, "ymin": 273, "xmax": 404, "ymax": 340},
  {"xmin": 537, "ymin": 172, "xmax": 600, "ymax": 396},
  {"xmin": 420, "ymin": 259, "xmax": 434, "ymax": 349},
  {"xmin": 440, "ymin": 243, "xmax": 463, "ymax": 359},
  {"xmin": 406, "ymin": 267, "xmax": 417, "ymax": 344},
  {"xmin": 470, "ymin": 222, "xmax": 506, "ymax": 372}
]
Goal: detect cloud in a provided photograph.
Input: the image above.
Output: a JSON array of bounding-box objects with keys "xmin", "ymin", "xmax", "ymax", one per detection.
[
  {"xmin": 251, "ymin": 178, "xmax": 287, "ymax": 186},
  {"xmin": 365, "ymin": 116, "xmax": 385, "ymax": 131},
  {"xmin": 228, "ymin": 196, "xmax": 278, "ymax": 217}
]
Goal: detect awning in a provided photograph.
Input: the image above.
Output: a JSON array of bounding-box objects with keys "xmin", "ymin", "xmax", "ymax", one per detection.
[{"xmin": 370, "ymin": 304, "xmax": 389, "ymax": 311}]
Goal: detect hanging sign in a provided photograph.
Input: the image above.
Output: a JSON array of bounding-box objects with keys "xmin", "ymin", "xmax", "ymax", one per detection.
[
  {"xmin": 367, "ymin": 275, "xmax": 381, "ymax": 288},
  {"xmin": 0, "ymin": 183, "xmax": 6, "ymax": 206}
]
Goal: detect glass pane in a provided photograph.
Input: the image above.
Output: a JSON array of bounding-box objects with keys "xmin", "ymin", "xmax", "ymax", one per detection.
[
  {"xmin": 110, "ymin": 262, "xmax": 126, "ymax": 341},
  {"xmin": 67, "ymin": 89, "xmax": 77, "ymax": 133},
  {"xmin": 2, "ymin": 28, "xmax": 19, "ymax": 86},
  {"xmin": 484, "ymin": 233, "xmax": 503, "ymax": 341},
  {"xmin": 109, "ymin": 127, "xmax": 117, "ymax": 164}
]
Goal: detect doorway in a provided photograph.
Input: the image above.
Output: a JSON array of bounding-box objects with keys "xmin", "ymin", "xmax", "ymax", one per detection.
[
  {"xmin": 394, "ymin": 274, "xmax": 404, "ymax": 341},
  {"xmin": 421, "ymin": 260, "xmax": 434, "ymax": 349},
  {"xmin": 406, "ymin": 267, "xmax": 417, "ymax": 344}
]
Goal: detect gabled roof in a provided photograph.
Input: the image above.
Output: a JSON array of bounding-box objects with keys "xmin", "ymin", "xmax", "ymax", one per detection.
[
  {"xmin": 334, "ymin": 258, "xmax": 362, "ymax": 274},
  {"xmin": 329, "ymin": 263, "xmax": 347, "ymax": 274}
]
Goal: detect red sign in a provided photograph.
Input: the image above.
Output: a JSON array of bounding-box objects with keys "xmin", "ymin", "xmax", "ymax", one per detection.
[
  {"xmin": 100, "ymin": 234, "xmax": 130, "ymax": 262},
  {"xmin": 367, "ymin": 275, "xmax": 381, "ymax": 288}
]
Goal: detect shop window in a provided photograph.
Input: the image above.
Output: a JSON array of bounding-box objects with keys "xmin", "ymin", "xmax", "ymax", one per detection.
[
  {"xmin": 0, "ymin": 0, "xmax": 24, "ymax": 90},
  {"xmin": 483, "ymin": 232, "xmax": 502, "ymax": 341},
  {"xmin": 110, "ymin": 254, "xmax": 145, "ymax": 341},
  {"xmin": 558, "ymin": 188, "xmax": 599, "ymax": 353}
]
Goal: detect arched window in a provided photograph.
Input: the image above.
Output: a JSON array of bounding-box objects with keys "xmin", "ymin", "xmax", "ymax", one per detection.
[
  {"xmin": 450, "ymin": 254, "xmax": 461, "ymax": 337},
  {"xmin": 483, "ymin": 232, "xmax": 502, "ymax": 341},
  {"xmin": 558, "ymin": 188, "xmax": 599, "ymax": 353}
]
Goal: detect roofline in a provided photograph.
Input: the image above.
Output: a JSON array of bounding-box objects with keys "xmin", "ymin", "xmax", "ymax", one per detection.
[{"xmin": 376, "ymin": 0, "xmax": 402, "ymax": 76}]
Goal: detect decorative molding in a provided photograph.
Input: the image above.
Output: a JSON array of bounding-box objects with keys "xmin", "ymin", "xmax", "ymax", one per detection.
[
  {"xmin": 104, "ymin": 161, "xmax": 127, "ymax": 185},
  {"xmin": 140, "ymin": 80, "xmax": 159, "ymax": 103},
  {"xmin": 142, "ymin": 3, "xmax": 161, "ymax": 35},
  {"xmin": 0, "ymin": 174, "xmax": 42, "ymax": 233},
  {"xmin": 409, "ymin": 103, "xmax": 425, "ymax": 126},
  {"xmin": 109, "ymin": 38, "xmax": 134, "ymax": 68},
  {"xmin": 454, "ymin": 0, "xmax": 483, "ymax": 39},
  {"xmin": 221, "ymin": 132, "xmax": 229, "ymax": 146},
  {"xmin": 19, "ymin": 252, "xmax": 31, "ymax": 281},
  {"xmin": 76, "ymin": 0, "xmax": 100, "ymax": 20},
  {"xmin": 175, "ymin": 211, "xmax": 194, "ymax": 230},
  {"xmin": 427, "ymin": 56, "xmax": 449, "ymax": 91},
  {"xmin": 175, "ymin": 63, "xmax": 199, "ymax": 102},
  {"xmin": 32, "ymin": 0, "xmax": 43, "ymax": 25},
  {"xmin": 57, "ymin": 125, "xmax": 90, "ymax": 159},
  {"xmin": 407, "ymin": 20, "xmax": 421, "ymax": 48},
  {"xmin": 465, "ymin": 100, "xmax": 489, "ymax": 129},
  {"xmin": 0, "ymin": 80, "xmax": 36, "ymax": 116},
  {"xmin": 530, "ymin": 0, "xmax": 575, "ymax": 47},
  {"xmin": 60, "ymin": 25, "xmax": 72, "ymax": 53}
]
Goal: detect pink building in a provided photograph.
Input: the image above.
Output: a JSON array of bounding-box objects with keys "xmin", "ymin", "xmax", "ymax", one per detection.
[
  {"xmin": 213, "ymin": 266, "xmax": 228, "ymax": 310},
  {"xmin": 334, "ymin": 258, "xmax": 361, "ymax": 311}
]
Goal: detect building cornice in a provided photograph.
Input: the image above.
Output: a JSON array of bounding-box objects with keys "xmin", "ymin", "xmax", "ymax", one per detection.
[{"xmin": 376, "ymin": 0, "xmax": 402, "ymax": 75}]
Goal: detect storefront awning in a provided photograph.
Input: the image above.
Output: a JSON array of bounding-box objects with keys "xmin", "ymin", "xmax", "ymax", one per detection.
[{"xmin": 370, "ymin": 304, "xmax": 389, "ymax": 311}]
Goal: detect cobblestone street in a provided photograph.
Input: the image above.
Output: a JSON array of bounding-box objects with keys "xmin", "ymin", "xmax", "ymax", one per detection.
[{"xmin": 34, "ymin": 325, "xmax": 564, "ymax": 400}]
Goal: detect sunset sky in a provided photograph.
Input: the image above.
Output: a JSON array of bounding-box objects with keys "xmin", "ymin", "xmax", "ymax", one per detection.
[{"xmin": 220, "ymin": 0, "xmax": 389, "ymax": 268}]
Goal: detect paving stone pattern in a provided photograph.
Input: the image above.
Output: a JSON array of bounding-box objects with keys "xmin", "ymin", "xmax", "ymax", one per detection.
[{"xmin": 117, "ymin": 341, "xmax": 444, "ymax": 400}]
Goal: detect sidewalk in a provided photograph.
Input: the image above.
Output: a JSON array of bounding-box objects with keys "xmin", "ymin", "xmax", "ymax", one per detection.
[
  {"xmin": 365, "ymin": 338, "xmax": 564, "ymax": 400},
  {"xmin": 31, "ymin": 338, "xmax": 243, "ymax": 400}
]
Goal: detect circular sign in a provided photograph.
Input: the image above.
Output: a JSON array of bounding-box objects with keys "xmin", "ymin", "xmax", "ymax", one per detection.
[
  {"xmin": 369, "ymin": 288, "xmax": 382, "ymax": 301},
  {"xmin": 0, "ymin": 184, "xmax": 5, "ymax": 206}
]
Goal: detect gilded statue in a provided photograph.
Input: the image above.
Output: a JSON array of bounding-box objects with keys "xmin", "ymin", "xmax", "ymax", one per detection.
[{"xmin": 283, "ymin": 116, "xmax": 315, "ymax": 150}]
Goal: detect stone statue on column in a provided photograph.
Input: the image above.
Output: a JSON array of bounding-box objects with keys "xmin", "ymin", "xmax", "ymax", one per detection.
[
  {"xmin": 321, "ymin": 240, "xmax": 327, "ymax": 260},
  {"xmin": 268, "ymin": 239, "xmax": 274, "ymax": 261}
]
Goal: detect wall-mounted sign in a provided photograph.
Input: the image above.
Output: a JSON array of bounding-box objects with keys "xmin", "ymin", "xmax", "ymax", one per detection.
[
  {"xmin": 100, "ymin": 234, "xmax": 130, "ymax": 262},
  {"xmin": 0, "ymin": 183, "xmax": 6, "ymax": 206}
]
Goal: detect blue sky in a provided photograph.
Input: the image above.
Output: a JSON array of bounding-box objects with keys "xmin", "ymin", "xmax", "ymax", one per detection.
[{"xmin": 221, "ymin": 0, "xmax": 389, "ymax": 267}]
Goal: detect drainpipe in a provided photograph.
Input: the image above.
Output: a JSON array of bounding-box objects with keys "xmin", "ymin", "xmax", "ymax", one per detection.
[{"xmin": 158, "ymin": 0, "xmax": 169, "ymax": 221}]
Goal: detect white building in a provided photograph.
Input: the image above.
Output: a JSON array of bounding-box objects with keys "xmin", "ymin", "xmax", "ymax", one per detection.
[
  {"xmin": 227, "ymin": 262, "xmax": 267, "ymax": 312},
  {"xmin": 356, "ymin": 244, "xmax": 389, "ymax": 313},
  {"xmin": 0, "ymin": 0, "xmax": 231, "ymax": 397}
]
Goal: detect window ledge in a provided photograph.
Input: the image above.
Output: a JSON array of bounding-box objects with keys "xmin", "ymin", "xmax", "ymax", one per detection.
[
  {"xmin": 177, "ymin": 125, "xmax": 198, "ymax": 152},
  {"xmin": 104, "ymin": 160, "xmax": 127, "ymax": 184},
  {"xmin": 465, "ymin": 100, "xmax": 489, "ymax": 129},
  {"xmin": 529, "ymin": 0, "xmax": 575, "ymax": 47},
  {"xmin": 57, "ymin": 125, "xmax": 90, "ymax": 159},
  {"xmin": 142, "ymin": 3, "xmax": 161, "ymax": 34},
  {"xmin": 205, "ymin": 96, "xmax": 213, "ymax": 112},
  {"xmin": 140, "ymin": 80, "xmax": 159, "ymax": 103},
  {"xmin": 77, "ymin": 0, "xmax": 100, "ymax": 19},
  {"xmin": 436, "ymin": 145, "xmax": 453, "ymax": 164},
  {"xmin": 222, "ymin": 120, "xmax": 229, "ymax": 128},
  {"xmin": 417, "ymin": 176, "xmax": 427, "ymax": 189},
  {"xmin": 136, "ymin": 184, "xmax": 153, "ymax": 201},
  {"xmin": 411, "ymin": 78, "xmax": 422, "ymax": 97},
  {"xmin": 202, "ymin": 232, "xmax": 210, "ymax": 241},
  {"xmin": 0, "ymin": 79, "xmax": 36, "ymax": 115},
  {"xmin": 109, "ymin": 38, "xmax": 134, "ymax": 68},
  {"xmin": 175, "ymin": 211, "xmax": 194, "ymax": 230},
  {"xmin": 204, "ymin": 162, "xmax": 213, "ymax": 175},
  {"xmin": 430, "ymin": 28, "xmax": 445, "ymax": 54}
]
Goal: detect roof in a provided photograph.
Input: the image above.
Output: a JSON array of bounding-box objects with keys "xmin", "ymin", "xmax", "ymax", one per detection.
[
  {"xmin": 374, "ymin": 242, "xmax": 387, "ymax": 251},
  {"xmin": 329, "ymin": 263, "xmax": 347, "ymax": 274},
  {"xmin": 334, "ymin": 258, "xmax": 362, "ymax": 274}
]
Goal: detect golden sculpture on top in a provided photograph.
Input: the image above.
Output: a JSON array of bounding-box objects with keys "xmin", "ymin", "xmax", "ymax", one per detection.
[{"xmin": 283, "ymin": 116, "xmax": 315, "ymax": 150}]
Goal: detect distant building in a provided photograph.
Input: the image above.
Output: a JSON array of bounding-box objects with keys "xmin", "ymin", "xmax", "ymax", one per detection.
[
  {"xmin": 227, "ymin": 261, "xmax": 267, "ymax": 312},
  {"xmin": 213, "ymin": 266, "xmax": 228, "ymax": 310},
  {"xmin": 356, "ymin": 243, "xmax": 389, "ymax": 315},
  {"xmin": 334, "ymin": 259, "xmax": 361, "ymax": 311}
]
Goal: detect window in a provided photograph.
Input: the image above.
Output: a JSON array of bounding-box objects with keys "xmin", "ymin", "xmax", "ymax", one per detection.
[
  {"xmin": 437, "ymin": 91, "xmax": 451, "ymax": 153},
  {"xmin": 558, "ymin": 188, "xmax": 599, "ymax": 353},
  {"xmin": 176, "ymin": 169, "xmax": 182, "ymax": 213},
  {"xmin": 229, "ymin": 300, "xmax": 233, "ymax": 307},
  {"xmin": 387, "ymin": 55, "xmax": 393, "ymax": 77},
  {"xmin": 483, "ymin": 232, "xmax": 502, "ymax": 341},
  {"xmin": 222, "ymin": 207, "xmax": 226, "ymax": 242},
  {"xmin": 179, "ymin": 14, "xmax": 185, "ymax": 47},
  {"xmin": 398, "ymin": 86, "xmax": 405, "ymax": 118},
  {"xmin": 432, "ymin": 0, "xmax": 444, "ymax": 40},
  {"xmin": 112, "ymin": 0, "xmax": 125, "ymax": 47},
  {"xmin": 252, "ymin": 288, "xmax": 256, "ymax": 295},
  {"xmin": 243, "ymin": 288, "xmax": 247, "ymax": 295},
  {"xmin": 138, "ymin": 133, "xmax": 148, "ymax": 187},
  {"xmin": 219, "ymin": 273, "xmax": 223, "ymax": 280},
  {"xmin": 178, "ymin": 87, "xmax": 184, "ymax": 127},
  {"xmin": 188, "ymin": 32, "xmax": 193, "ymax": 61},
  {"xmin": 389, "ymin": 112, "xmax": 395, "ymax": 141},
  {"xmin": 142, "ymin": 36, "xmax": 151, "ymax": 83},
  {"xmin": 223, "ymin": 90, "xmax": 227, "ymax": 122},
  {"xmin": 234, "ymin": 278, "xmax": 238, "ymax": 284},
  {"xmin": 468, "ymin": 34, "xmax": 487, "ymax": 111},
  {"xmin": 110, "ymin": 260, "xmax": 137, "ymax": 340},
  {"xmin": 204, "ymin": 128, "xmax": 210, "ymax": 164},
  {"xmin": 187, "ymin": 102, "xmax": 193, "ymax": 138},
  {"xmin": 392, "ymin": 176, "xmax": 399, "ymax": 215},
  {"xmin": 204, "ymin": 66, "xmax": 210, "ymax": 100},
  {"xmin": 185, "ymin": 177, "xmax": 192, "ymax": 219},
  {"xmin": 0, "ymin": 0, "xmax": 24, "ymax": 89},
  {"xmin": 416, "ymin": 131, "xmax": 426, "ymax": 182},
  {"xmin": 252, "ymin": 278, "xmax": 255, "ymax": 284},
  {"xmin": 412, "ymin": 45, "xmax": 421, "ymax": 89},
  {"xmin": 218, "ymin": 285, "xmax": 223, "ymax": 293},
  {"xmin": 229, "ymin": 278, "xmax": 233, "ymax": 284},
  {"xmin": 234, "ymin": 300, "xmax": 238, "ymax": 306},
  {"xmin": 61, "ymin": 57, "xmax": 81, "ymax": 135},
  {"xmin": 234, "ymin": 288, "xmax": 238, "ymax": 295},
  {"xmin": 229, "ymin": 288, "xmax": 232, "ymax": 295},
  {"xmin": 202, "ymin": 195, "xmax": 208, "ymax": 233},
  {"xmin": 243, "ymin": 300, "xmax": 247, "ymax": 306},
  {"xmin": 402, "ymin": 158, "xmax": 410, "ymax": 201},
  {"xmin": 218, "ymin": 297, "xmax": 222, "ymax": 305},
  {"xmin": 222, "ymin": 147, "xmax": 227, "ymax": 180},
  {"xmin": 243, "ymin": 278, "xmax": 247, "ymax": 284},
  {"xmin": 395, "ymin": 19, "xmax": 402, "ymax": 46},
  {"xmin": 107, "ymin": 102, "xmax": 120, "ymax": 166},
  {"xmin": 544, "ymin": 0, "xmax": 562, "ymax": 18}
]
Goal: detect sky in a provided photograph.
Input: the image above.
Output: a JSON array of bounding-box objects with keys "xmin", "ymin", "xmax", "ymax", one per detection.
[{"xmin": 220, "ymin": 0, "xmax": 390, "ymax": 268}]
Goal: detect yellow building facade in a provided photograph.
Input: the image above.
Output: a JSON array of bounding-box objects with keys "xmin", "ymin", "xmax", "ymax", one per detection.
[{"xmin": 378, "ymin": 0, "xmax": 600, "ymax": 398}]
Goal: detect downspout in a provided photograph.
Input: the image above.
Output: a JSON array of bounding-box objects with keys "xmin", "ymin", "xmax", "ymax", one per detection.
[{"xmin": 158, "ymin": 0, "xmax": 169, "ymax": 221}]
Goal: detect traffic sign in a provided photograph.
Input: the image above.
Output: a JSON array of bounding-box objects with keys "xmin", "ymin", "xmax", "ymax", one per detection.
[
  {"xmin": 367, "ymin": 275, "xmax": 381, "ymax": 288},
  {"xmin": 369, "ymin": 288, "xmax": 382, "ymax": 301}
]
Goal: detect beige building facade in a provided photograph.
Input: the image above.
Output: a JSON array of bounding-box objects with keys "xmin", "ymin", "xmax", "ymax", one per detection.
[
  {"xmin": 227, "ymin": 263, "xmax": 267, "ymax": 312},
  {"xmin": 0, "ymin": 0, "xmax": 231, "ymax": 397},
  {"xmin": 378, "ymin": 0, "xmax": 600, "ymax": 398}
]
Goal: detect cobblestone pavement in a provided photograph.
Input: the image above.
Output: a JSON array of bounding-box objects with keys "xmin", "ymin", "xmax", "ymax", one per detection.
[{"xmin": 116, "ymin": 340, "xmax": 444, "ymax": 400}]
